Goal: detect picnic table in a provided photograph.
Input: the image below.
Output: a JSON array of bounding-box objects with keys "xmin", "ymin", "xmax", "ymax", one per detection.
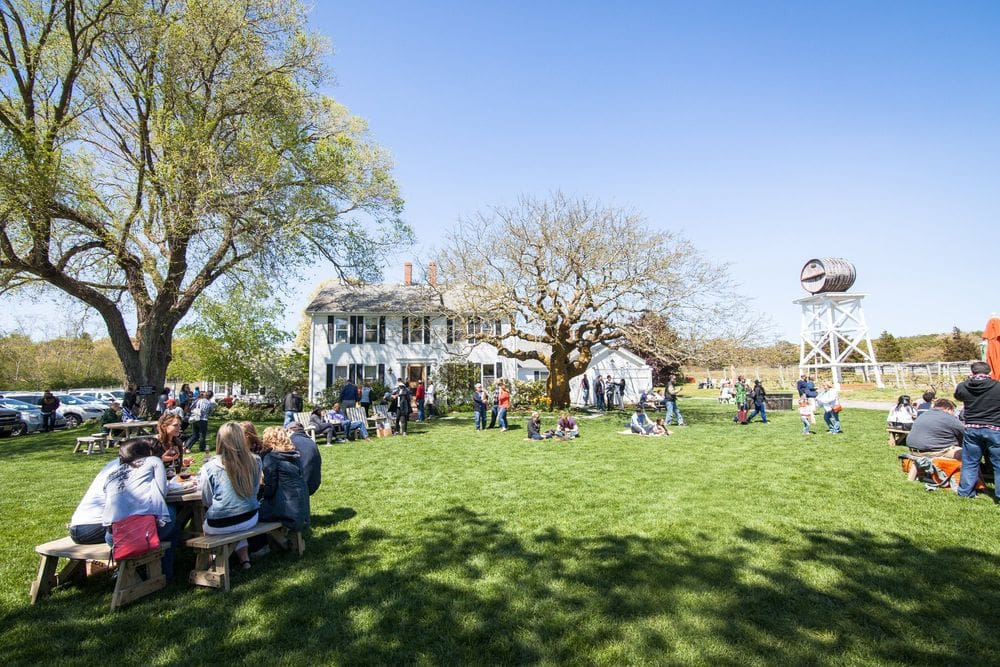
[
  {"xmin": 103, "ymin": 420, "xmax": 159, "ymax": 445},
  {"xmin": 166, "ymin": 485, "xmax": 205, "ymax": 537}
]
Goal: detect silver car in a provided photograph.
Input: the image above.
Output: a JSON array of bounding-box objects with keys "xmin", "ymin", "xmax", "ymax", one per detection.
[
  {"xmin": 4, "ymin": 393, "xmax": 103, "ymax": 428},
  {"xmin": 0, "ymin": 398, "xmax": 51, "ymax": 435}
]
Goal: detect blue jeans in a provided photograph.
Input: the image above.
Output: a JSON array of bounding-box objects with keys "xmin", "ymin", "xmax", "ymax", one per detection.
[
  {"xmin": 283, "ymin": 410, "xmax": 296, "ymax": 427},
  {"xmin": 747, "ymin": 401, "xmax": 768, "ymax": 423},
  {"xmin": 347, "ymin": 420, "xmax": 369, "ymax": 439},
  {"xmin": 105, "ymin": 507, "xmax": 177, "ymax": 580},
  {"xmin": 417, "ymin": 398, "xmax": 425, "ymax": 421},
  {"xmin": 42, "ymin": 411, "xmax": 57, "ymax": 432},
  {"xmin": 824, "ymin": 410, "xmax": 841, "ymax": 433},
  {"xmin": 801, "ymin": 417, "xmax": 811, "ymax": 434},
  {"xmin": 958, "ymin": 426, "xmax": 1000, "ymax": 498},
  {"xmin": 474, "ymin": 408, "xmax": 486, "ymax": 430},
  {"xmin": 185, "ymin": 420, "xmax": 209, "ymax": 451},
  {"xmin": 665, "ymin": 400, "xmax": 685, "ymax": 426},
  {"xmin": 498, "ymin": 407, "xmax": 508, "ymax": 429}
]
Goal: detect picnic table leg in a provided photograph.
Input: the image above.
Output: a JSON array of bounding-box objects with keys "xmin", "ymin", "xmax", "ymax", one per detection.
[{"xmin": 30, "ymin": 554, "xmax": 58, "ymax": 604}]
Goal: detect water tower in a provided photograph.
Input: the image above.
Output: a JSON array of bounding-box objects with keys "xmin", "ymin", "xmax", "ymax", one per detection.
[{"xmin": 794, "ymin": 258, "xmax": 884, "ymax": 388}]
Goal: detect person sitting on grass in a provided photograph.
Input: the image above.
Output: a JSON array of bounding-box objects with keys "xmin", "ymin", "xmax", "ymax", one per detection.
[
  {"xmin": 555, "ymin": 411, "xmax": 579, "ymax": 438},
  {"xmin": 630, "ymin": 407, "xmax": 654, "ymax": 435},
  {"xmin": 199, "ymin": 422, "xmax": 262, "ymax": 570},
  {"xmin": 904, "ymin": 398, "xmax": 963, "ymax": 481},
  {"xmin": 651, "ymin": 417, "xmax": 671, "ymax": 436},
  {"xmin": 916, "ymin": 390, "xmax": 936, "ymax": 418},
  {"xmin": 888, "ymin": 395, "xmax": 917, "ymax": 431},
  {"xmin": 527, "ymin": 412, "xmax": 554, "ymax": 440}
]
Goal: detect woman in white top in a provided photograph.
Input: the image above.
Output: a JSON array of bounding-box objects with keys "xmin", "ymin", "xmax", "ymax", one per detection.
[
  {"xmin": 102, "ymin": 438, "xmax": 177, "ymax": 578},
  {"xmin": 887, "ymin": 395, "xmax": 917, "ymax": 430},
  {"xmin": 69, "ymin": 460, "xmax": 118, "ymax": 544},
  {"xmin": 815, "ymin": 381, "xmax": 842, "ymax": 434}
]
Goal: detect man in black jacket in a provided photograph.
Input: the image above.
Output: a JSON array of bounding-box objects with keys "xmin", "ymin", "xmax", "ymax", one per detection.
[
  {"xmin": 286, "ymin": 422, "xmax": 322, "ymax": 495},
  {"xmin": 954, "ymin": 361, "xmax": 1000, "ymax": 498},
  {"xmin": 283, "ymin": 389, "xmax": 303, "ymax": 428}
]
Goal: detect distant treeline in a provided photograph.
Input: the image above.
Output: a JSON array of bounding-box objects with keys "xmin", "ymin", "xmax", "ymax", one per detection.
[{"xmin": 0, "ymin": 333, "xmax": 122, "ymax": 390}]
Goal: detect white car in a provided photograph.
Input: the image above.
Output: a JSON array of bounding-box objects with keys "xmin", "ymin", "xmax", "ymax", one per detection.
[{"xmin": 68, "ymin": 390, "xmax": 119, "ymax": 405}]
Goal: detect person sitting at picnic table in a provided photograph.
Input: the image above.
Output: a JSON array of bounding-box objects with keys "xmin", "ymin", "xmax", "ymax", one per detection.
[
  {"xmin": 199, "ymin": 422, "xmax": 262, "ymax": 570},
  {"xmin": 887, "ymin": 395, "xmax": 917, "ymax": 431},
  {"xmin": 334, "ymin": 402, "xmax": 370, "ymax": 440},
  {"xmin": 69, "ymin": 458, "xmax": 119, "ymax": 544},
  {"xmin": 100, "ymin": 401, "xmax": 123, "ymax": 426},
  {"xmin": 555, "ymin": 411, "xmax": 579, "ymax": 438},
  {"xmin": 121, "ymin": 384, "xmax": 139, "ymax": 421},
  {"xmin": 310, "ymin": 407, "xmax": 337, "ymax": 445},
  {"xmin": 103, "ymin": 438, "xmax": 177, "ymax": 579},
  {"xmin": 156, "ymin": 413, "xmax": 185, "ymax": 477},
  {"xmin": 630, "ymin": 407, "xmax": 654, "ymax": 435},
  {"xmin": 652, "ymin": 417, "xmax": 671, "ymax": 436},
  {"xmin": 259, "ymin": 427, "xmax": 310, "ymax": 532},
  {"xmin": 285, "ymin": 422, "xmax": 322, "ymax": 495},
  {"xmin": 527, "ymin": 411, "xmax": 554, "ymax": 440},
  {"xmin": 904, "ymin": 398, "xmax": 963, "ymax": 481},
  {"xmin": 241, "ymin": 421, "xmax": 266, "ymax": 455}
]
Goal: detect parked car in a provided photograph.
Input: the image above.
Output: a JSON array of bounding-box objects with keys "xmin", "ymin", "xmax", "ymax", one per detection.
[
  {"xmin": 0, "ymin": 406, "xmax": 17, "ymax": 437},
  {"xmin": 0, "ymin": 398, "xmax": 54, "ymax": 435},
  {"xmin": 58, "ymin": 393, "xmax": 112, "ymax": 414},
  {"xmin": 3, "ymin": 393, "xmax": 103, "ymax": 428},
  {"xmin": 66, "ymin": 392, "xmax": 110, "ymax": 406}
]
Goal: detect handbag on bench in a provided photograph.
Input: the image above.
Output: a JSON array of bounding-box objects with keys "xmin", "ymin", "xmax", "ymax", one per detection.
[{"xmin": 111, "ymin": 514, "xmax": 160, "ymax": 560}]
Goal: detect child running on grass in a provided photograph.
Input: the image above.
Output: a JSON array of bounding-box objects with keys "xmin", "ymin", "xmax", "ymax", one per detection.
[{"xmin": 798, "ymin": 397, "xmax": 813, "ymax": 435}]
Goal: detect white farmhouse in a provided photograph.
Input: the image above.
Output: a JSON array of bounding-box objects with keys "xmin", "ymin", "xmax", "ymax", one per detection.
[{"xmin": 305, "ymin": 263, "xmax": 653, "ymax": 403}]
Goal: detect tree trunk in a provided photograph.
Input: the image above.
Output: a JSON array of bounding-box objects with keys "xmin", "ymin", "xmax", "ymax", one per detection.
[
  {"xmin": 547, "ymin": 349, "xmax": 573, "ymax": 409},
  {"xmin": 111, "ymin": 312, "xmax": 175, "ymax": 418}
]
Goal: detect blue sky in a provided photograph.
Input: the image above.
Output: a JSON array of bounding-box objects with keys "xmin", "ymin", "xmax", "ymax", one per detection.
[
  {"xmin": 7, "ymin": 1, "xmax": 1000, "ymax": 344},
  {"xmin": 299, "ymin": 0, "xmax": 1000, "ymax": 341}
]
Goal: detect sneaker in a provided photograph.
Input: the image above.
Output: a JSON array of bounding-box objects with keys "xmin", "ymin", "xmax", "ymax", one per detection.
[{"xmin": 249, "ymin": 545, "xmax": 270, "ymax": 559}]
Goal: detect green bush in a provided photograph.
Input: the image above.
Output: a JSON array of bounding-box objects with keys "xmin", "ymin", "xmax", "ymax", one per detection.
[
  {"xmin": 225, "ymin": 402, "xmax": 280, "ymax": 422},
  {"xmin": 513, "ymin": 380, "xmax": 548, "ymax": 410}
]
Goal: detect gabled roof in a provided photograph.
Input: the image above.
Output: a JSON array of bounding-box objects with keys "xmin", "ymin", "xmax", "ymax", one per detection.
[{"xmin": 306, "ymin": 284, "xmax": 446, "ymax": 314}]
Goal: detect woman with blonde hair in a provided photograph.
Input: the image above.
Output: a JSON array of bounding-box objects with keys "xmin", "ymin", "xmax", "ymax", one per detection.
[
  {"xmin": 199, "ymin": 421, "xmax": 262, "ymax": 569},
  {"xmin": 259, "ymin": 427, "xmax": 310, "ymax": 531}
]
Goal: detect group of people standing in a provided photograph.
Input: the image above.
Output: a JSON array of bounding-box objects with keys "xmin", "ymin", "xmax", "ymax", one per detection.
[
  {"xmin": 473, "ymin": 379, "xmax": 511, "ymax": 431},
  {"xmin": 580, "ymin": 374, "xmax": 628, "ymax": 410}
]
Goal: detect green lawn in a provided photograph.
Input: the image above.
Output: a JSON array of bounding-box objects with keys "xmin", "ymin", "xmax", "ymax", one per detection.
[{"xmin": 1, "ymin": 404, "xmax": 997, "ymax": 666}]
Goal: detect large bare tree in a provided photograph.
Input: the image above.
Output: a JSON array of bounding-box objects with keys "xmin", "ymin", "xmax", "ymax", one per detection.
[
  {"xmin": 0, "ymin": 0, "xmax": 407, "ymax": 411},
  {"xmin": 434, "ymin": 193, "xmax": 747, "ymax": 407}
]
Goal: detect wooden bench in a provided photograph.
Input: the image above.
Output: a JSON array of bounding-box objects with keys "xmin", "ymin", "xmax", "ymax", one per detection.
[
  {"xmin": 73, "ymin": 435, "xmax": 107, "ymax": 454},
  {"xmin": 185, "ymin": 522, "xmax": 304, "ymax": 591},
  {"xmin": 30, "ymin": 537, "xmax": 168, "ymax": 610},
  {"xmin": 294, "ymin": 411, "xmax": 316, "ymax": 440},
  {"xmin": 888, "ymin": 427, "xmax": 910, "ymax": 447}
]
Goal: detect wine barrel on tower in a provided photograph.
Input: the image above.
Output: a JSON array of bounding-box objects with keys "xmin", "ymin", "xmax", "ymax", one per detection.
[{"xmin": 799, "ymin": 258, "xmax": 856, "ymax": 294}]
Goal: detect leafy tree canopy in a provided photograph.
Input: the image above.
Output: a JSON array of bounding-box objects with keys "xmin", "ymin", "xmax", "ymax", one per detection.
[{"xmin": 0, "ymin": 0, "xmax": 408, "ymax": 409}]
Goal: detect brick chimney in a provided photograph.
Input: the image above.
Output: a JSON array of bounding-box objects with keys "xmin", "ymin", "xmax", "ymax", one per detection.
[
  {"xmin": 428, "ymin": 261, "xmax": 437, "ymax": 286},
  {"xmin": 403, "ymin": 262, "xmax": 412, "ymax": 286}
]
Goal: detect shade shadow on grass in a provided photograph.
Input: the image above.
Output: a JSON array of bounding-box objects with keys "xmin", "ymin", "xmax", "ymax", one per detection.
[{"xmin": 3, "ymin": 505, "xmax": 998, "ymax": 665}]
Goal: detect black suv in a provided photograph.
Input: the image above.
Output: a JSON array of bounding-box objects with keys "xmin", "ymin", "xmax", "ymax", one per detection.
[{"xmin": 0, "ymin": 407, "xmax": 16, "ymax": 437}]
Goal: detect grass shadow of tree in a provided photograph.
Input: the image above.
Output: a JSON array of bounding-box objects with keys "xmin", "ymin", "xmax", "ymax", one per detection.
[{"xmin": 2, "ymin": 506, "xmax": 998, "ymax": 665}]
